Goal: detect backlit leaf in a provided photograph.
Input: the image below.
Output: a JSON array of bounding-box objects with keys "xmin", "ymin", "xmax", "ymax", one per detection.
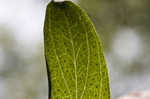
[{"xmin": 44, "ymin": 1, "xmax": 110, "ymax": 99}]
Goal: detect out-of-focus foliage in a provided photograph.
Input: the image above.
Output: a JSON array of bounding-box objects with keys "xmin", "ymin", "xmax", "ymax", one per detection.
[{"xmin": 0, "ymin": 25, "xmax": 47, "ymax": 99}]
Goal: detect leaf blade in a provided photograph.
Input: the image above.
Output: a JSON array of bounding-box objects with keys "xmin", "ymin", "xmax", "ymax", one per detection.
[{"xmin": 44, "ymin": 1, "xmax": 110, "ymax": 99}]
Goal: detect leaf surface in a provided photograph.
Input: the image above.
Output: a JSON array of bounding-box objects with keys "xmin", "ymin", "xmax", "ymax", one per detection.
[{"xmin": 44, "ymin": 1, "xmax": 110, "ymax": 99}]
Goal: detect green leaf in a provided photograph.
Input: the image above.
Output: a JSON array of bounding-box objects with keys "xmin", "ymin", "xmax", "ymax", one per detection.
[{"xmin": 44, "ymin": 1, "xmax": 110, "ymax": 99}]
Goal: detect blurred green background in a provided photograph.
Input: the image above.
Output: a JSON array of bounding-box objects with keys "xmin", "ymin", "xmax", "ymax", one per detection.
[{"xmin": 0, "ymin": 0, "xmax": 150, "ymax": 99}]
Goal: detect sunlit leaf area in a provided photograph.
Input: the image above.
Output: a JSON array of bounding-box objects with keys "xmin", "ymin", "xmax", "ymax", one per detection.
[
  {"xmin": 44, "ymin": 1, "xmax": 110, "ymax": 98},
  {"xmin": 0, "ymin": 0, "xmax": 150, "ymax": 99}
]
